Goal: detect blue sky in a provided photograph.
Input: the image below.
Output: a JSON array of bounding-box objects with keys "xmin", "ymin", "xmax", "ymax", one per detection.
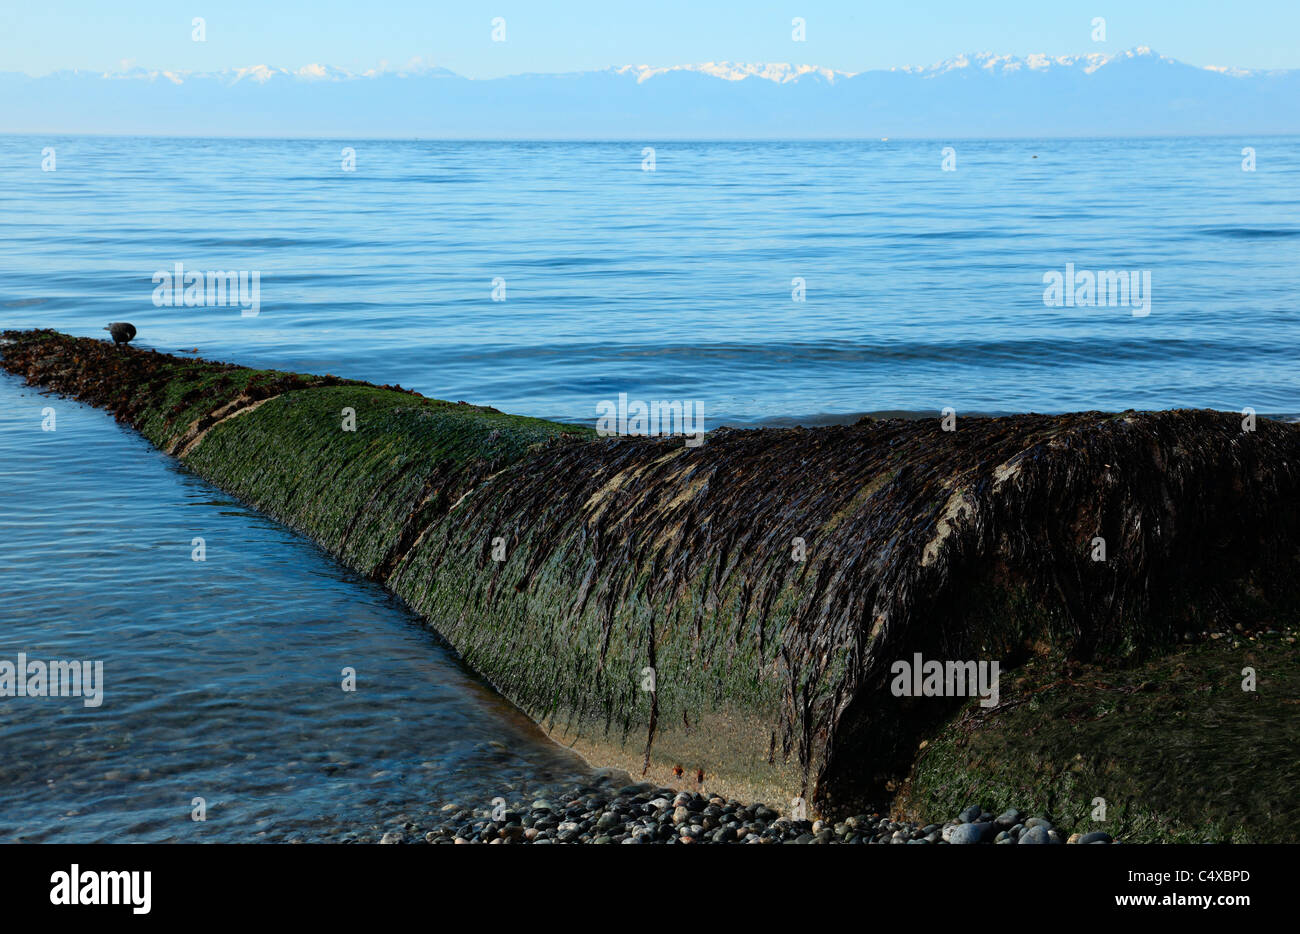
[{"xmin": 2, "ymin": 1, "xmax": 1297, "ymax": 76}]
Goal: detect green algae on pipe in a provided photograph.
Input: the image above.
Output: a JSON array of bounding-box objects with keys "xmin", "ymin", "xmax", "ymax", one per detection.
[
  {"xmin": 4, "ymin": 328, "xmax": 1299, "ymax": 817},
  {"xmin": 894, "ymin": 637, "xmax": 1300, "ymax": 843}
]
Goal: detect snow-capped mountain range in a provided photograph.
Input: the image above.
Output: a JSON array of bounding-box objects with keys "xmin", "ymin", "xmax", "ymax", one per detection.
[{"xmin": 4, "ymin": 48, "xmax": 1296, "ymax": 137}]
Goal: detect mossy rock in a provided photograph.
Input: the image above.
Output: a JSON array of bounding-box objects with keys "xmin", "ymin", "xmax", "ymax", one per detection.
[
  {"xmin": 5, "ymin": 328, "xmax": 1299, "ymax": 822},
  {"xmin": 895, "ymin": 633, "xmax": 1300, "ymax": 842}
]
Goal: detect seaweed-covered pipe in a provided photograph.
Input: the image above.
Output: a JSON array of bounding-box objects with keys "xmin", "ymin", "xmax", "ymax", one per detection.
[{"xmin": 5, "ymin": 329, "xmax": 1298, "ymax": 815}]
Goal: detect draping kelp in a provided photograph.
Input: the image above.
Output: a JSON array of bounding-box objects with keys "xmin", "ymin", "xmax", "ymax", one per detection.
[{"xmin": 5, "ymin": 328, "xmax": 1298, "ymax": 822}]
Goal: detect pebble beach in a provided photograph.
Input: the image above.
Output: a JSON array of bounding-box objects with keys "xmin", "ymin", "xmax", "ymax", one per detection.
[{"xmin": 377, "ymin": 775, "xmax": 1117, "ymax": 845}]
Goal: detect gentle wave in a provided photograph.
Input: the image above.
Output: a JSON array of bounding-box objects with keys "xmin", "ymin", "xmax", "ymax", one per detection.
[{"xmin": 3, "ymin": 136, "xmax": 1296, "ymax": 424}]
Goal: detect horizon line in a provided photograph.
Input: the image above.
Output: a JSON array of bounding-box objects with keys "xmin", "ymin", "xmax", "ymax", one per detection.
[{"xmin": 4, "ymin": 132, "xmax": 1299, "ymax": 142}]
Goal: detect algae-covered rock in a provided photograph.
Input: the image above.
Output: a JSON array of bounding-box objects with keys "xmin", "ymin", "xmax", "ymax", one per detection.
[
  {"xmin": 894, "ymin": 636, "xmax": 1300, "ymax": 842},
  {"xmin": 5, "ymin": 328, "xmax": 1297, "ymax": 823}
]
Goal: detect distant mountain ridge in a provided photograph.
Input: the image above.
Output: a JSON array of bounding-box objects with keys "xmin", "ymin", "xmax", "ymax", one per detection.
[{"xmin": 4, "ymin": 48, "xmax": 1297, "ymax": 137}]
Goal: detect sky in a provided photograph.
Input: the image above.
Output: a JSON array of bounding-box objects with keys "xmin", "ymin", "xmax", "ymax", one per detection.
[{"xmin": 1, "ymin": 1, "xmax": 1298, "ymax": 77}]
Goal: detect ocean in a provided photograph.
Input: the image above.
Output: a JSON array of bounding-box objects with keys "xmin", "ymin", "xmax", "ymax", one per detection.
[{"xmin": 1, "ymin": 135, "xmax": 1297, "ymax": 840}]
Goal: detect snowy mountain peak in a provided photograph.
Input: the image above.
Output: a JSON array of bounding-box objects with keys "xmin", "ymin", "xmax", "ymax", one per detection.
[
  {"xmin": 888, "ymin": 47, "xmax": 1179, "ymax": 77},
  {"xmin": 611, "ymin": 61, "xmax": 854, "ymax": 84}
]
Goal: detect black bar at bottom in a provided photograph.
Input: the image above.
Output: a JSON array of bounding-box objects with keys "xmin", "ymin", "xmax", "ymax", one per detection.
[{"xmin": 0, "ymin": 842, "xmax": 1274, "ymax": 920}]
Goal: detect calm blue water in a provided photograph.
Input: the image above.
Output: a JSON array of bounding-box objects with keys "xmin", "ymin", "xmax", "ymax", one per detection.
[
  {"xmin": 0, "ymin": 376, "xmax": 592, "ymax": 842},
  {"xmin": 2, "ymin": 136, "xmax": 1298, "ymax": 422},
  {"xmin": 1, "ymin": 137, "xmax": 1297, "ymax": 840}
]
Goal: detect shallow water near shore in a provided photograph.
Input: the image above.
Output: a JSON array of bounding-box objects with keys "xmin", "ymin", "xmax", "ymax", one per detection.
[{"xmin": 0, "ymin": 373, "xmax": 593, "ymax": 842}]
